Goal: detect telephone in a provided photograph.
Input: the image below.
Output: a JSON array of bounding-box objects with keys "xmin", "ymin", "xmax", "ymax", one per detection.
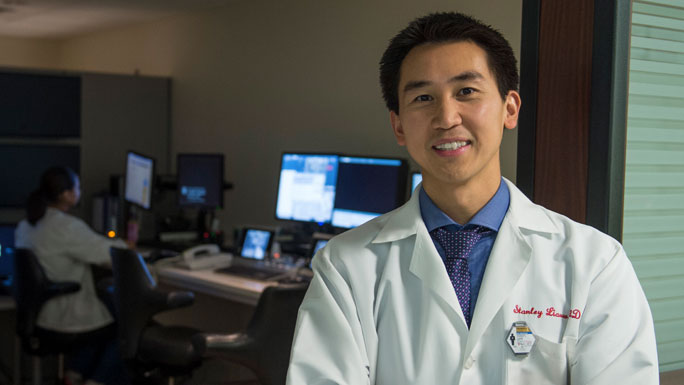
[{"xmin": 176, "ymin": 244, "xmax": 233, "ymax": 270}]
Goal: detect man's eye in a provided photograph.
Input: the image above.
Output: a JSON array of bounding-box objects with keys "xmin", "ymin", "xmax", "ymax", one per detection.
[
  {"xmin": 459, "ymin": 88, "xmax": 475, "ymax": 96},
  {"xmin": 414, "ymin": 95, "xmax": 433, "ymax": 102}
]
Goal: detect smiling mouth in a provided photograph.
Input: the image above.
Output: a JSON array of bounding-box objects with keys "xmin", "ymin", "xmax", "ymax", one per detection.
[{"xmin": 433, "ymin": 141, "xmax": 469, "ymax": 151}]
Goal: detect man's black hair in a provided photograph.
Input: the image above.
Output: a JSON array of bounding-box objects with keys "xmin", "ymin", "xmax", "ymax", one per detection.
[{"xmin": 379, "ymin": 12, "xmax": 519, "ymax": 113}]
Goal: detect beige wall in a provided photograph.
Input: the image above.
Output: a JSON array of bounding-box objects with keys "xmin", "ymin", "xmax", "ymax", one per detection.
[
  {"xmin": 0, "ymin": 36, "xmax": 61, "ymax": 69},
  {"xmin": 2, "ymin": 0, "xmax": 522, "ymax": 234}
]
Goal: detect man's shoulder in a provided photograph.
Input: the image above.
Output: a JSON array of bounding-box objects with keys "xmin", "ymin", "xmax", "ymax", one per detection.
[
  {"xmin": 520, "ymin": 203, "xmax": 626, "ymax": 277},
  {"xmin": 505, "ymin": 180, "xmax": 620, "ymax": 251},
  {"xmin": 537, "ymin": 204, "xmax": 620, "ymax": 248},
  {"xmin": 329, "ymin": 211, "xmax": 394, "ymax": 251}
]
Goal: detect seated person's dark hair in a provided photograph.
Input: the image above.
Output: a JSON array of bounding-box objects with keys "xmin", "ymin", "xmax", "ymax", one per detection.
[{"xmin": 27, "ymin": 167, "xmax": 78, "ymax": 225}]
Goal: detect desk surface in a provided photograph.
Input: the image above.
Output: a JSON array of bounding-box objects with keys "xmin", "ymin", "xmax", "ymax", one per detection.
[{"xmin": 153, "ymin": 265, "xmax": 278, "ymax": 306}]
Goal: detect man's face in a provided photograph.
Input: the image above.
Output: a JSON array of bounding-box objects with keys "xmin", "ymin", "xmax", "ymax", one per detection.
[{"xmin": 390, "ymin": 41, "xmax": 520, "ymax": 193}]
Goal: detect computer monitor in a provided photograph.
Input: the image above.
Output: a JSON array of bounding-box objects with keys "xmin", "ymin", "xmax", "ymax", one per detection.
[
  {"xmin": 275, "ymin": 153, "xmax": 339, "ymax": 224},
  {"xmin": 239, "ymin": 228, "xmax": 275, "ymax": 261},
  {"xmin": 124, "ymin": 151, "xmax": 155, "ymax": 210},
  {"xmin": 331, "ymin": 156, "xmax": 408, "ymax": 228},
  {"xmin": 308, "ymin": 232, "xmax": 333, "ymax": 259},
  {"xmin": 0, "ymin": 224, "xmax": 16, "ymax": 278},
  {"xmin": 307, "ymin": 237, "xmax": 331, "ymax": 269},
  {"xmin": 411, "ymin": 172, "xmax": 423, "ymax": 193},
  {"xmin": 177, "ymin": 153, "xmax": 224, "ymax": 209}
]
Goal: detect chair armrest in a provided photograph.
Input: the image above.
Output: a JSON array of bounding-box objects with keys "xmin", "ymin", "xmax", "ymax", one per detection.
[
  {"xmin": 192, "ymin": 332, "xmax": 254, "ymax": 357},
  {"xmin": 45, "ymin": 281, "xmax": 81, "ymax": 300},
  {"xmin": 144, "ymin": 287, "xmax": 195, "ymax": 312},
  {"xmin": 167, "ymin": 290, "xmax": 195, "ymax": 308}
]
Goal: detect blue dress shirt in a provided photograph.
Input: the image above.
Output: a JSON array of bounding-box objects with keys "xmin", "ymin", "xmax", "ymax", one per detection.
[{"xmin": 419, "ymin": 178, "xmax": 510, "ymax": 320}]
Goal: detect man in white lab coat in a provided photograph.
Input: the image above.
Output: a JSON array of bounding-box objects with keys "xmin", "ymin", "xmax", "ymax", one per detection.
[{"xmin": 286, "ymin": 12, "xmax": 658, "ymax": 384}]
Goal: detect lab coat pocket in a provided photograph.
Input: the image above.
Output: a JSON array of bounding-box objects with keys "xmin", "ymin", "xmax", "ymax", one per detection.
[{"xmin": 506, "ymin": 335, "xmax": 568, "ymax": 385}]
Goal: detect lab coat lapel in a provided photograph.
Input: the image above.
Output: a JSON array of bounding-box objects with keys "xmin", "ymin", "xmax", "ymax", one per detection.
[
  {"xmin": 464, "ymin": 179, "xmax": 558, "ymax": 359},
  {"xmin": 464, "ymin": 215, "xmax": 531, "ymax": 358},
  {"xmin": 409, "ymin": 225, "xmax": 466, "ymax": 322},
  {"xmin": 373, "ymin": 187, "xmax": 466, "ymax": 324}
]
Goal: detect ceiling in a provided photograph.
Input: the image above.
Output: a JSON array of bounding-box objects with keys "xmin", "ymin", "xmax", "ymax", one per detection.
[{"xmin": 0, "ymin": 0, "xmax": 231, "ymax": 39}]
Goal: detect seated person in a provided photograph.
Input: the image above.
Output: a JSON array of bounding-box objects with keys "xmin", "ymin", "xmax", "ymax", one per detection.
[{"xmin": 15, "ymin": 166, "xmax": 130, "ymax": 385}]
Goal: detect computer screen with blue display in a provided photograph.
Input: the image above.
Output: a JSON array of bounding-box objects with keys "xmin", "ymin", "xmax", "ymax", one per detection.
[
  {"xmin": 240, "ymin": 228, "xmax": 274, "ymax": 261},
  {"xmin": 124, "ymin": 151, "xmax": 155, "ymax": 210},
  {"xmin": 411, "ymin": 172, "xmax": 422, "ymax": 193},
  {"xmin": 275, "ymin": 153, "xmax": 339, "ymax": 224},
  {"xmin": 177, "ymin": 153, "xmax": 224, "ymax": 209},
  {"xmin": 331, "ymin": 156, "xmax": 408, "ymax": 228},
  {"xmin": 0, "ymin": 224, "xmax": 16, "ymax": 278}
]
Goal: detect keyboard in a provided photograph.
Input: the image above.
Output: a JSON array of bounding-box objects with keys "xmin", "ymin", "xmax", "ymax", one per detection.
[{"xmin": 215, "ymin": 264, "xmax": 284, "ymax": 281}]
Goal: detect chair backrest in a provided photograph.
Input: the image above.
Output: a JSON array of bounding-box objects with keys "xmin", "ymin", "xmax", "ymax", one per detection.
[
  {"xmin": 247, "ymin": 284, "xmax": 307, "ymax": 385},
  {"xmin": 13, "ymin": 248, "xmax": 58, "ymax": 339},
  {"xmin": 109, "ymin": 247, "xmax": 164, "ymax": 360}
]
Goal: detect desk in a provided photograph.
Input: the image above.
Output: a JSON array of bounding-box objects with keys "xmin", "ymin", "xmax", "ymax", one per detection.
[{"xmin": 153, "ymin": 265, "xmax": 278, "ymax": 306}]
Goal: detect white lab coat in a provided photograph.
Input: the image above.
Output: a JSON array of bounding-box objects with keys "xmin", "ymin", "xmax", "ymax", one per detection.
[
  {"xmin": 287, "ymin": 179, "xmax": 658, "ymax": 384},
  {"xmin": 15, "ymin": 207, "xmax": 127, "ymax": 333}
]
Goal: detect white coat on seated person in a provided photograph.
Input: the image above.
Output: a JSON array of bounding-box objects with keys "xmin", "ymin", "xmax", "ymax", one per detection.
[{"xmin": 286, "ymin": 178, "xmax": 658, "ymax": 384}]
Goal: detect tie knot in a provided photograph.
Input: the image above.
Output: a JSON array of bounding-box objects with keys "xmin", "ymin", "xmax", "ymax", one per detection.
[{"xmin": 430, "ymin": 226, "xmax": 490, "ymax": 260}]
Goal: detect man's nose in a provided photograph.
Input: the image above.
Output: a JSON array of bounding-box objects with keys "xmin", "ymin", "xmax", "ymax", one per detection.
[{"xmin": 432, "ymin": 98, "xmax": 462, "ymax": 130}]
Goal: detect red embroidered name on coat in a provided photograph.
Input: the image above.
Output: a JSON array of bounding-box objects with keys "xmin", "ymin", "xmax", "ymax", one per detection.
[
  {"xmin": 513, "ymin": 305, "xmax": 582, "ymax": 320},
  {"xmin": 513, "ymin": 305, "xmax": 543, "ymax": 319}
]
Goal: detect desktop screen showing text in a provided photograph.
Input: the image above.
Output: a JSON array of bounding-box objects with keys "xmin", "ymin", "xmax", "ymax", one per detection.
[
  {"xmin": 275, "ymin": 154, "xmax": 338, "ymax": 223},
  {"xmin": 125, "ymin": 153, "xmax": 153, "ymax": 209}
]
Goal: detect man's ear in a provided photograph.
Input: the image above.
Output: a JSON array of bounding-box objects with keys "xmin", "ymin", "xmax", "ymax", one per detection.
[
  {"xmin": 390, "ymin": 110, "xmax": 406, "ymax": 146},
  {"xmin": 503, "ymin": 90, "xmax": 521, "ymax": 130}
]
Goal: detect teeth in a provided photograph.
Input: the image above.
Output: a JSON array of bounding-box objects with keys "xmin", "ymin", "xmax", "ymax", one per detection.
[{"xmin": 435, "ymin": 141, "xmax": 467, "ymax": 150}]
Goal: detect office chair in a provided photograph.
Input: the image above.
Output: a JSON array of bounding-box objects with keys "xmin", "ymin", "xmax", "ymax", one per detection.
[
  {"xmin": 192, "ymin": 284, "xmax": 308, "ymax": 385},
  {"xmin": 109, "ymin": 247, "xmax": 202, "ymax": 384},
  {"xmin": 12, "ymin": 248, "xmax": 82, "ymax": 385}
]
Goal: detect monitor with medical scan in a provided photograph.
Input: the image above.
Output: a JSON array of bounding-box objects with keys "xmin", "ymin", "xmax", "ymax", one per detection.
[
  {"xmin": 177, "ymin": 153, "xmax": 224, "ymax": 209},
  {"xmin": 275, "ymin": 153, "xmax": 339, "ymax": 224},
  {"xmin": 124, "ymin": 151, "xmax": 155, "ymax": 210},
  {"xmin": 331, "ymin": 156, "xmax": 408, "ymax": 229}
]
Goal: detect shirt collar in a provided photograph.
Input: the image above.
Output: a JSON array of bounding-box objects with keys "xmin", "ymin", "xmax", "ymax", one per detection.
[{"xmin": 419, "ymin": 177, "xmax": 510, "ymax": 232}]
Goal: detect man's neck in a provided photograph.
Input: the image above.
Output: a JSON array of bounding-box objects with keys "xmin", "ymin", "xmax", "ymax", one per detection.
[{"xmin": 423, "ymin": 176, "xmax": 502, "ymax": 225}]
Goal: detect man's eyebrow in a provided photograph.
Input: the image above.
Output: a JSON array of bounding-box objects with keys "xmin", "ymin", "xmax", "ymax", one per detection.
[
  {"xmin": 450, "ymin": 71, "xmax": 485, "ymax": 82},
  {"xmin": 403, "ymin": 80, "xmax": 431, "ymax": 94},
  {"xmin": 402, "ymin": 71, "xmax": 485, "ymax": 94}
]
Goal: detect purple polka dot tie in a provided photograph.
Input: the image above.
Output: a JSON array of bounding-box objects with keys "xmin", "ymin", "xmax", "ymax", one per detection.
[{"xmin": 431, "ymin": 226, "xmax": 489, "ymax": 327}]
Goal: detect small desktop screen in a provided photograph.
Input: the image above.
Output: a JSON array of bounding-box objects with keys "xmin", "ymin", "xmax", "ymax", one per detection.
[
  {"xmin": 177, "ymin": 153, "xmax": 224, "ymax": 209},
  {"xmin": 0, "ymin": 224, "xmax": 16, "ymax": 278},
  {"xmin": 124, "ymin": 151, "xmax": 155, "ymax": 210},
  {"xmin": 240, "ymin": 228, "xmax": 273, "ymax": 261},
  {"xmin": 308, "ymin": 238, "xmax": 330, "ymax": 268},
  {"xmin": 411, "ymin": 172, "xmax": 423, "ymax": 193},
  {"xmin": 331, "ymin": 156, "xmax": 408, "ymax": 228},
  {"xmin": 275, "ymin": 153, "xmax": 339, "ymax": 224},
  {"xmin": 312, "ymin": 239, "xmax": 328, "ymax": 255}
]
